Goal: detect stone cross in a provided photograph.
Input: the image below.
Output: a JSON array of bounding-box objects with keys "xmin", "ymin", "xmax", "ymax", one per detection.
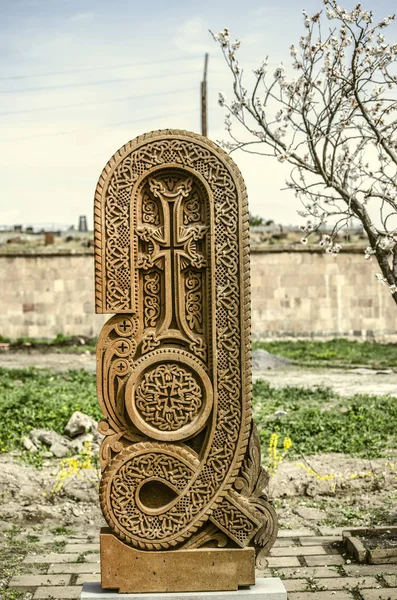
[{"xmin": 94, "ymin": 129, "xmax": 278, "ymax": 593}]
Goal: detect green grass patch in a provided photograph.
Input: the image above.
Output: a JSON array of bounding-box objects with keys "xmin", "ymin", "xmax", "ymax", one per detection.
[
  {"xmin": 0, "ymin": 333, "xmax": 96, "ymax": 354},
  {"xmin": 0, "ymin": 367, "xmax": 101, "ymax": 453},
  {"xmin": 0, "ymin": 366, "xmax": 396, "ymax": 460},
  {"xmin": 253, "ymin": 379, "xmax": 397, "ymax": 458},
  {"xmin": 252, "ymin": 338, "xmax": 397, "ymax": 368}
]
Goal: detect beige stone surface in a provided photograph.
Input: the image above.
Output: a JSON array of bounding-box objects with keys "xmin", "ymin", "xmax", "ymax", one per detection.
[
  {"xmin": 9, "ymin": 574, "xmax": 71, "ymax": 586},
  {"xmin": 270, "ymin": 546, "xmax": 327, "ymax": 557},
  {"xmin": 48, "ymin": 564, "xmax": 101, "ymax": 574},
  {"xmin": 288, "ymin": 592, "xmax": 353, "ymax": 600},
  {"xmin": 0, "ymin": 254, "xmax": 107, "ymax": 339},
  {"xmin": 361, "ymin": 590, "xmax": 397, "ymax": 600},
  {"xmin": 24, "ymin": 553, "xmax": 81, "ymax": 563},
  {"xmin": 33, "ymin": 586, "xmax": 82, "ymax": 599},
  {"xmin": 305, "ymin": 555, "xmax": 346, "ymax": 566},
  {"xmin": 100, "ymin": 530, "xmax": 255, "ymax": 593}
]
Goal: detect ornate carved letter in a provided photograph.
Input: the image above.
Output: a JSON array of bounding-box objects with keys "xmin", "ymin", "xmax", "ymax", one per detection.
[{"xmin": 94, "ymin": 130, "xmax": 277, "ymax": 593}]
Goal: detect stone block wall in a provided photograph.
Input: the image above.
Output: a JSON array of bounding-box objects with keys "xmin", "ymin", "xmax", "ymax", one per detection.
[
  {"xmin": 1, "ymin": 253, "xmax": 107, "ymax": 339},
  {"xmin": 250, "ymin": 250, "xmax": 396, "ymax": 339},
  {"xmin": 1, "ymin": 249, "xmax": 396, "ymax": 340}
]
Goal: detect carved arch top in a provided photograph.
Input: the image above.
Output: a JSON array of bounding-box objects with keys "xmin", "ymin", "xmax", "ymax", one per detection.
[{"xmin": 93, "ymin": 129, "xmax": 249, "ymax": 316}]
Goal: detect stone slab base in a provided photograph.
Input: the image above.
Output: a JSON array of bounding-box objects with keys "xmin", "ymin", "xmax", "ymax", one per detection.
[
  {"xmin": 100, "ymin": 529, "xmax": 256, "ymax": 593},
  {"xmin": 81, "ymin": 579, "xmax": 287, "ymax": 599}
]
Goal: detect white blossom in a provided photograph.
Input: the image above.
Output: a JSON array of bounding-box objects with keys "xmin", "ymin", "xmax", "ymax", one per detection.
[
  {"xmin": 375, "ymin": 273, "xmax": 388, "ymax": 285},
  {"xmin": 274, "ymin": 64, "xmax": 285, "ymax": 79},
  {"xmin": 212, "ymin": 10, "xmax": 397, "ymax": 299},
  {"xmin": 319, "ymin": 234, "xmax": 331, "ymax": 247},
  {"xmin": 380, "ymin": 16, "xmax": 394, "ymax": 27},
  {"xmin": 379, "ymin": 236, "xmax": 395, "ymax": 251}
]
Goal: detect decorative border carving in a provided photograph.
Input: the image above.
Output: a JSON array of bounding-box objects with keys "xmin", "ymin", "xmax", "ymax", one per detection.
[{"xmin": 95, "ymin": 130, "xmax": 252, "ymax": 550}]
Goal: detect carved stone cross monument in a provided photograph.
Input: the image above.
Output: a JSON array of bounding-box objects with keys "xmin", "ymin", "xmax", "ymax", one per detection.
[{"xmin": 94, "ymin": 130, "xmax": 278, "ymax": 593}]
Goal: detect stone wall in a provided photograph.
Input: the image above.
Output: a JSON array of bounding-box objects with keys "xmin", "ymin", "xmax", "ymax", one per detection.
[
  {"xmin": 1, "ymin": 253, "xmax": 107, "ymax": 340},
  {"xmin": 1, "ymin": 249, "xmax": 395, "ymax": 340},
  {"xmin": 250, "ymin": 249, "xmax": 396, "ymax": 339}
]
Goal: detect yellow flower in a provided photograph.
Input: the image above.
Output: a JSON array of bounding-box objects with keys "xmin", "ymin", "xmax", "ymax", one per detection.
[
  {"xmin": 267, "ymin": 434, "xmax": 292, "ymax": 475},
  {"xmin": 50, "ymin": 440, "xmax": 98, "ymax": 496}
]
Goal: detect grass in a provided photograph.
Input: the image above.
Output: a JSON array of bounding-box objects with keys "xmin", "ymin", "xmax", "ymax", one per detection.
[
  {"xmin": 1, "ymin": 336, "xmax": 395, "ymax": 363},
  {"xmin": 0, "ymin": 333, "xmax": 96, "ymax": 354},
  {"xmin": 0, "ymin": 367, "xmax": 101, "ymax": 454},
  {"xmin": 253, "ymin": 379, "xmax": 397, "ymax": 458},
  {"xmin": 0, "ymin": 366, "xmax": 396, "ymax": 460},
  {"xmin": 253, "ymin": 338, "xmax": 397, "ymax": 368}
]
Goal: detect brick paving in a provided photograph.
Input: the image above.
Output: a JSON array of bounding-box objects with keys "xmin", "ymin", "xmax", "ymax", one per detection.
[{"xmin": 5, "ymin": 528, "xmax": 397, "ymax": 599}]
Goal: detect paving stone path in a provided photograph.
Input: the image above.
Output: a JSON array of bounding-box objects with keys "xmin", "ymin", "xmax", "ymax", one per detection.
[{"xmin": 6, "ymin": 528, "xmax": 397, "ymax": 599}]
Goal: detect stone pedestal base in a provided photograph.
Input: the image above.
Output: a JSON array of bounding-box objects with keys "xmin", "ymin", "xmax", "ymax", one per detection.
[
  {"xmin": 99, "ymin": 529, "xmax": 256, "ymax": 593},
  {"xmin": 81, "ymin": 579, "xmax": 287, "ymax": 599}
]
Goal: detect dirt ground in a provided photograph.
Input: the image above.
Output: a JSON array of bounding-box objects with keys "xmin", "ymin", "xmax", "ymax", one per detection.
[
  {"xmin": 0, "ymin": 350, "xmax": 96, "ymax": 372},
  {"xmin": 254, "ymin": 367, "xmax": 397, "ymax": 397},
  {"xmin": 1, "ymin": 450, "xmax": 395, "ymax": 534}
]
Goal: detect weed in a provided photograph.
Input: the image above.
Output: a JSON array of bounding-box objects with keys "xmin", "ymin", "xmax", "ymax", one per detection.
[
  {"xmin": 0, "ymin": 590, "xmax": 26, "ymax": 600},
  {"xmin": 349, "ymin": 582, "xmax": 364, "ymax": 600},
  {"xmin": 77, "ymin": 554, "xmax": 86, "ymax": 563},
  {"xmin": 52, "ymin": 540, "xmax": 67, "ymax": 552},
  {"xmin": 267, "ymin": 432, "xmax": 292, "ymax": 474},
  {"xmin": 26, "ymin": 535, "xmax": 39, "ymax": 543},
  {"xmin": 52, "ymin": 526, "xmax": 73, "ymax": 536},
  {"xmin": 51, "ymin": 441, "xmax": 99, "ymax": 496}
]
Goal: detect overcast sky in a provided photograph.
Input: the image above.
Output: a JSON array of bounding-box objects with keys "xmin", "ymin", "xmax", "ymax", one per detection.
[{"xmin": 1, "ymin": 0, "xmax": 396, "ymax": 229}]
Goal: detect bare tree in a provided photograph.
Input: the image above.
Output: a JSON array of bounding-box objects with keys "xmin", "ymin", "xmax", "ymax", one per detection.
[{"xmin": 212, "ymin": 1, "xmax": 397, "ymax": 304}]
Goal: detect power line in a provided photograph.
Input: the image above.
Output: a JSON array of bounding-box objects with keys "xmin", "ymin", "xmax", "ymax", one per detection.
[
  {"xmin": 1, "ymin": 108, "xmax": 197, "ymax": 143},
  {"xmin": 0, "ymin": 86, "xmax": 197, "ymax": 116},
  {"xmin": 0, "ymin": 69, "xmax": 196, "ymax": 95},
  {"xmin": 0, "ymin": 55, "xmax": 202, "ymax": 81},
  {"xmin": 108, "ymin": 108, "xmax": 196, "ymax": 128}
]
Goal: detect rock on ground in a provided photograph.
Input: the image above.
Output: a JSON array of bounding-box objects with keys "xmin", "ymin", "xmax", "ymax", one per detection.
[
  {"xmin": 64, "ymin": 411, "xmax": 97, "ymax": 438},
  {"xmin": 252, "ymin": 349, "xmax": 292, "ymax": 371},
  {"xmin": 30, "ymin": 429, "xmax": 70, "ymax": 449}
]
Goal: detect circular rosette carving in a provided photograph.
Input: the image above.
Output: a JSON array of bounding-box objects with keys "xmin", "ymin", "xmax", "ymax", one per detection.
[
  {"xmin": 125, "ymin": 350, "xmax": 213, "ymax": 442},
  {"xmin": 100, "ymin": 442, "xmax": 199, "ymax": 549},
  {"xmin": 135, "ymin": 364, "xmax": 202, "ymax": 432}
]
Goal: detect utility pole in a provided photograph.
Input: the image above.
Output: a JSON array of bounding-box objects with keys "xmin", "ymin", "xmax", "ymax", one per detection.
[{"xmin": 201, "ymin": 53, "xmax": 208, "ymax": 137}]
